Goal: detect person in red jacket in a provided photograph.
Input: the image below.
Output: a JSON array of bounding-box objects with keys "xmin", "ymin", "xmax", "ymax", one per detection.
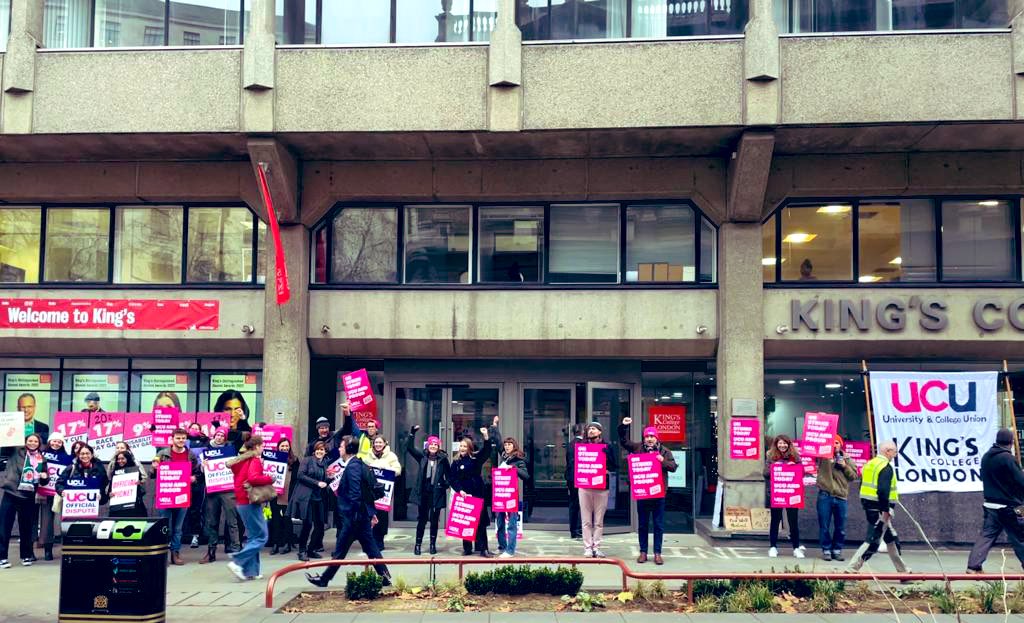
[{"xmin": 225, "ymin": 435, "xmax": 273, "ymax": 581}]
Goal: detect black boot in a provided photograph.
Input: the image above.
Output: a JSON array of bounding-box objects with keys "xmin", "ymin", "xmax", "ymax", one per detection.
[
  {"xmin": 414, "ymin": 543, "xmax": 422, "ymax": 556},
  {"xmin": 44, "ymin": 546, "xmax": 53, "ymax": 562},
  {"xmin": 282, "ymin": 544, "xmax": 292, "ymax": 555},
  {"xmin": 429, "ymin": 540, "xmax": 437, "ymax": 555},
  {"xmin": 271, "ymin": 545, "xmax": 280, "ymax": 555}
]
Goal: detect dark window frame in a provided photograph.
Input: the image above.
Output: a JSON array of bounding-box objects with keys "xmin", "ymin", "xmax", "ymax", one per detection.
[
  {"xmin": 49, "ymin": 0, "xmax": 245, "ymax": 48},
  {"xmin": 763, "ymin": 195, "xmax": 1023, "ymax": 287},
  {"xmin": 514, "ymin": 0, "xmax": 747, "ymax": 41},
  {"xmin": 0, "ymin": 203, "xmax": 264, "ymax": 289},
  {"xmin": 313, "ymin": 200, "xmax": 718, "ymax": 289}
]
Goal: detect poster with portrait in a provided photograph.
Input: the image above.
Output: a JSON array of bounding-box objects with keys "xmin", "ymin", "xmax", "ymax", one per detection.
[
  {"xmin": 139, "ymin": 373, "xmax": 191, "ymax": 413},
  {"xmin": 71, "ymin": 373, "xmax": 126, "ymax": 414},
  {"xmin": 4, "ymin": 372, "xmax": 54, "ymax": 431},
  {"xmin": 208, "ymin": 373, "xmax": 260, "ymax": 422}
]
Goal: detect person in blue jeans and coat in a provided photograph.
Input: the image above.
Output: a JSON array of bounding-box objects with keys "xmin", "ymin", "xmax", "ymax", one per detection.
[
  {"xmin": 489, "ymin": 417, "xmax": 529, "ymax": 558},
  {"xmin": 152, "ymin": 428, "xmax": 203, "ymax": 566},
  {"xmin": 815, "ymin": 435, "xmax": 858, "ymax": 561},
  {"xmin": 618, "ymin": 418, "xmax": 677, "ymax": 565}
]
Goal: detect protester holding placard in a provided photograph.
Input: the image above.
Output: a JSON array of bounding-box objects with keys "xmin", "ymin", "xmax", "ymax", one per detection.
[
  {"xmin": 106, "ymin": 450, "xmax": 147, "ymax": 517},
  {"xmin": 619, "ymin": 418, "xmax": 677, "ymax": 565},
  {"xmin": 490, "ymin": 419, "xmax": 528, "ymax": 559},
  {"xmin": 763, "ymin": 435, "xmax": 805, "ymax": 559},
  {"xmin": 38, "ymin": 433, "xmax": 70, "ymax": 560},
  {"xmin": 56, "ymin": 443, "xmax": 108, "ymax": 520},
  {"xmin": 406, "ymin": 426, "xmax": 451, "ymax": 556},
  {"xmin": 199, "ymin": 428, "xmax": 241, "ymax": 564},
  {"xmin": 569, "ymin": 422, "xmax": 619, "ymax": 559},
  {"xmin": 565, "ymin": 424, "xmax": 584, "ymax": 540},
  {"xmin": 815, "ymin": 435, "xmax": 858, "ymax": 562},
  {"xmin": 449, "ymin": 426, "xmax": 494, "ymax": 558},
  {"xmin": 364, "ymin": 435, "xmax": 402, "ymax": 551},
  {"xmin": 268, "ymin": 438, "xmax": 299, "ymax": 555},
  {"xmin": 0, "ymin": 433, "xmax": 48, "ymax": 568},
  {"xmin": 212, "ymin": 390, "xmax": 253, "ymax": 451},
  {"xmin": 153, "ymin": 428, "xmax": 203, "ymax": 565},
  {"xmin": 290, "ymin": 441, "xmax": 329, "ymax": 562}
]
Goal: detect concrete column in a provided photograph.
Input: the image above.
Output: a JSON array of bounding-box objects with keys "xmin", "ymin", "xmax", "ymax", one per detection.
[
  {"xmin": 487, "ymin": 0, "xmax": 523, "ymax": 131},
  {"xmin": 261, "ymin": 223, "xmax": 311, "ymax": 441},
  {"xmin": 1, "ymin": 0, "xmax": 42, "ymax": 133},
  {"xmin": 742, "ymin": 0, "xmax": 780, "ymax": 125},
  {"xmin": 241, "ymin": 0, "xmax": 275, "ymax": 131},
  {"xmin": 715, "ymin": 222, "xmax": 766, "ymax": 509}
]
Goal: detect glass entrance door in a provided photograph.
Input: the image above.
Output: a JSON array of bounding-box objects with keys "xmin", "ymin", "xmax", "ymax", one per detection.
[
  {"xmin": 587, "ymin": 382, "xmax": 632, "ymax": 528},
  {"xmin": 521, "ymin": 385, "xmax": 576, "ymax": 526}
]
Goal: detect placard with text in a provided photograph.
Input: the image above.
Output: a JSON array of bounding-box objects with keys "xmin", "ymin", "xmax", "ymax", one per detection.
[
  {"xmin": 39, "ymin": 451, "xmax": 72, "ymax": 497},
  {"xmin": 801, "ymin": 412, "xmax": 840, "ymax": 458},
  {"xmin": 371, "ymin": 467, "xmax": 396, "ymax": 511},
  {"xmin": 90, "ymin": 411, "xmax": 125, "ymax": 462},
  {"xmin": 203, "ymin": 446, "xmax": 237, "ymax": 493},
  {"xmin": 262, "ymin": 450, "xmax": 289, "ymax": 494},
  {"xmin": 491, "ymin": 467, "xmax": 520, "ymax": 512},
  {"xmin": 123, "ymin": 412, "xmax": 155, "ymax": 462},
  {"xmin": 62, "ymin": 477, "xmax": 101, "ymax": 519},
  {"xmin": 574, "ymin": 443, "xmax": 608, "ymax": 489},
  {"xmin": 728, "ymin": 418, "xmax": 760, "ymax": 460},
  {"xmin": 155, "ymin": 462, "xmax": 192, "ymax": 509},
  {"xmin": 769, "ymin": 462, "xmax": 805, "ymax": 509},
  {"xmin": 445, "ymin": 492, "xmax": 483, "ymax": 540},
  {"xmin": 627, "ymin": 452, "xmax": 666, "ymax": 500},
  {"xmin": 151, "ymin": 407, "xmax": 180, "ymax": 447},
  {"xmin": 54, "ymin": 411, "xmax": 90, "ymax": 447}
]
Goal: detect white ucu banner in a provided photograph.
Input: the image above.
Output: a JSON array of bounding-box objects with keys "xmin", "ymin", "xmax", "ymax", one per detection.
[{"xmin": 869, "ymin": 371, "xmax": 999, "ymax": 495}]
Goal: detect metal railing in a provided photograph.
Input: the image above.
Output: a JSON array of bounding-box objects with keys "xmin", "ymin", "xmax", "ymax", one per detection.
[{"xmin": 264, "ymin": 555, "xmax": 1024, "ymax": 608}]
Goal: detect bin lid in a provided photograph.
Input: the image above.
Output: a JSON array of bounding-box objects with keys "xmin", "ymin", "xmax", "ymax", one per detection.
[{"xmin": 63, "ymin": 518, "xmax": 170, "ymax": 546}]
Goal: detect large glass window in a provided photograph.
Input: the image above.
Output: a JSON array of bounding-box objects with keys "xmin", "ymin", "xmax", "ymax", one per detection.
[
  {"xmin": 625, "ymin": 204, "xmax": 695, "ymax": 282},
  {"xmin": 170, "ymin": 0, "xmax": 240, "ymax": 45},
  {"xmin": 186, "ymin": 207, "xmax": 257, "ymax": 283},
  {"xmin": 404, "ymin": 206, "xmax": 471, "ymax": 284},
  {"xmin": 858, "ymin": 201, "xmax": 935, "ymax": 283},
  {"xmin": 45, "ymin": 0, "xmax": 243, "ymax": 46},
  {"xmin": 478, "ymin": 206, "xmax": 544, "ymax": 283},
  {"xmin": 43, "ymin": 0, "xmax": 92, "ymax": 47},
  {"xmin": 520, "ymin": 0, "xmax": 746, "ymax": 39},
  {"xmin": 780, "ymin": 203, "xmax": 853, "ymax": 281},
  {"xmin": 397, "ymin": 0, "xmax": 470, "ymax": 43},
  {"xmin": 549, "ymin": 203, "xmax": 619, "ymax": 283},
  {"xmin": 114, "ymin": 206, "xmax": 184, "ymax": 284},
  {"xmin": 0, "ymin": 0, "xmax": 11, "ymax": 51},
  {"xmin": 332, "ymin": 207, "xmax": 398, "ymax": 283},
  {"xmin": 773, "ymin": 0, "xmax": 1005, "ymax": 33},
  {"xmin": 93, "ymin": 0, "xmax": 166, "ymax": 47},
  {"xmin": 941, "ymin": 199, "xmax": 1016, "ymax": 281},
  {"xmin": 44, "ymin": 208, "xmax": 111, "ymax": 283},
  {"xmin": 700, "ymin": 215, "xmax": 717, "ymax": 283},
  {"xmin": 275, "ymin": 0, "xmax": 316, "ymax": 43},
  {"xmin": 0, "ymin": 207, "xmax": 41, "ymax": 283},
  {"xmin": 321, "ymin": 0, "xmax": 390, "ymax": 43}
]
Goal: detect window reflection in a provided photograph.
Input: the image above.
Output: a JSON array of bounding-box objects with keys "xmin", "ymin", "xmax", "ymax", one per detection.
[
  {"xmin": 94, "ymin": 0, "xmax": 165, "ymax": 46},
  {"xmin": 321, "ymin": 0, "xmax": 389, "ymax": 44},
  {"xmin": 332, "ymin": 207, "xmax": 398, "ymax": 283},
  {"xmin": 397, "ymin": 0, "xmax": 470, "ymax": 42},
  {"xmin": 1, "ymin": 0, "xmax": 11, "ymax": 51},
  {"xmin": 43, "ymin": 0, "xmax": 91, "ymax": 47},
  {"xmin": 857, "ymin": 201, "xmax": 935, "ymax": 283},
  {"xmin": 114, "ymin": 206, "xmax": 184, "ymax": 284},
  {"xmin": 0, "ymin": 208, "xmax": 41, "ymax": 283},
  {"xmin": 478, "ymin": 206, "xmax": 544, "ymax": 283},
  {"xmin": 169, "ymin": 0, "xmax": 240, "ymax": 45},
  {"xmin": 774, "ymin": 0, "xmax": 1005, "ymax": 32},
  {"xmin": 551, "ymin": 0, "xmax": 627, "ymax": 39},
  {"xmin": 625, "ymin": 204, "xmax": 695, "ymax": 282},
  {"xmin": 186, "ymin": 207, "xmax": 256, "ymax": 283},
  {"xmin": 275, "ymin": 0, "xmax": 316, "ymax": 43},
  {"xmin": 941, "ymin": 200, "xmax": 1016, "ymax": 281},
  {"xmin": 700, "ymin": 216, "xmax": 716, "ymax": 283},
  {"xmin": 780, "ymin": 204, "xmax": 853, "ymax": 281},
  {"xmin": 404, "ymin": 206, "xmax": 471, "ymax": 284},
  {"xmin": 549, "ymin": 204, "xmax": 619, "ymax": 283},
  {"xmin": 44, "ymin": 208, "xmax": 111, "ymax": 282}
]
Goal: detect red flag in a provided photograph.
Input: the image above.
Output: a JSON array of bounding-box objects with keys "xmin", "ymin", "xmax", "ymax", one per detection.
[{"xmin": 255, "ymin": 163, "xmax": 291, "ymax": 305}]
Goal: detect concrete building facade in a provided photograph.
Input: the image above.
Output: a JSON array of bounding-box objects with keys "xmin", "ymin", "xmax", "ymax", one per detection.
[{"xmin": 1, "ymin": 0, "xmax": 1024, "ymax": 540}]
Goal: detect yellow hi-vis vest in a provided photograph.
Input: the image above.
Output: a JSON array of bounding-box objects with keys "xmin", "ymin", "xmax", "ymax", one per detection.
[{"xmin": 860, "ymin": 455, "xmax": 899, "ymax": 503}]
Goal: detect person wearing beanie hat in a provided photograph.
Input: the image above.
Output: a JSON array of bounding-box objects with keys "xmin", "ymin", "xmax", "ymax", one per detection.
[
  {"xmin": 356, "ymin": 419, "xmax": 381, "ymax": 462},
  {"xmin": 618, "ymin": 417, "xmax": 677, "ymax": 565},
  {"xmin": 405, "ymin": 426, "xmax": 450, "ymax": 555},
  {"xmin": 815, "ymin": 434, "xmax": 858, "ymax": 562},
  {"xmin": 567, "ymin": 419, "xmax": 618, "ymax": 559},
  {"xmin": 967, "ymin": 428, "xmax": 1024, "ymax": 573},
  {"xmin": 305, "ymin": 404, "xmax": 359, "ymax": 459}
]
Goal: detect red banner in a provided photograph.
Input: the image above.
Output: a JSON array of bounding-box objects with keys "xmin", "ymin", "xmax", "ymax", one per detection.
[
  {"xmin": 256, "ymin": 163, "xmax": 291, "ymax": 306},
  {"xmin": 0, "ymin": 299, "xmax": 218, "ymax": 331}
]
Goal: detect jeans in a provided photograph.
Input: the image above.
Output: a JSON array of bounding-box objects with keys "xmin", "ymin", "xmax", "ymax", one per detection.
[
  {"xmin": 0, "ymin": 493, "xmax": 37, "ymax": 560},
  {"xmin": 319, "ymin": 513, "xmax": 390, "ymax": 585},
  {"xmin": 637, "ymin": 498, "xmax": 666, "ymax": 554},
  {"xmin": 816, "ymin": 492, "xmax": 848, "ymax": 554},
  {"xmin": 234, "ymin": 503, "xmax": 268, "ymax": 578},
  {"xmin": 159, "ymin": 507, "xmax": 189, "ymax": 553},
  {"xmin": 967, "ymin": 506, "xmax": 1024, "ymax": 571},
  {"xmin": 769, "ymin": 507, "xmax": 800, "ymax": 549},
  {"xmin": 579, "ymin": 488, "xmax": 609, "ymax": 551},
  {"xmin": 496, "ymin": 510, "xmax": 519, "ymax": 554}
]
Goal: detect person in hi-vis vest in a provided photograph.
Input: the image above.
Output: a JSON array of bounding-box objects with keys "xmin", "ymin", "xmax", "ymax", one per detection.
[{"xmin": 846, "ymin": 441, "xmax": 910, "ymax": 573}]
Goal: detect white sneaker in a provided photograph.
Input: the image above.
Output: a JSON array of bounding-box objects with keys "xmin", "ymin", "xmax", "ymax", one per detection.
[
  {"xmin": 0, "ymin": 560, "xmax": 9, "ymax": 569},
  {"xmin": 797, "ymin": 545, "xmax": 806, "ymax": 552},
  {"xmin": 583, "ymin": 548, "xmax": 593, "ymax": 558},
  {"xmin": 593, "ymin": 549, "xmax": 607, "ymax": 558},
  {"xmin": 768, "ymin": 547, "xmax": 778, "ymax": 558},
  {"xmin": 227, "ymin": 561, "xmax": 247, "ymax": 581},
  {"xmin": 793, "ymin": 548, "xmax": 805, "ymax": 559},
  {"xmin": 499, "ymin": 552, "xmax": 513, "ymax": 559}
]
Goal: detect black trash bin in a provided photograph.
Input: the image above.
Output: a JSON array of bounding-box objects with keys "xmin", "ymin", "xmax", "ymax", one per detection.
[{"xmin": 58, "ymin": 517, "xmax": 169, "ymax": 623}]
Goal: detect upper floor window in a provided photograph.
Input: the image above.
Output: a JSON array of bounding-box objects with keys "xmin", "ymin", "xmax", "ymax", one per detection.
[
  {"xmin": 303, "ymin": 0, "xmax": 497, "ymax": 45},
  {"xmin": 44, "ymin": 0, "xmax": 242, "ymax": 48},
  {"xmin": 0, "ymin": 205, "xmax": 265, "ymax": 286},
  {"xmin": 313, "ymin": 201, "xmax": 717, "ymax": 286},
  {"xmin": 773, "ymin": 0, "xmax": 1006, "ymax": 33},
  {"xmin": 518, "ymin": 0, "xmax": 747, "ymax": 40},
  {"xmin": 1, "ymin": 0, "xmax": 12, "ymax": 51},
  {"xmin": 762, "ymin": 197, "xmax": 1021, "ymax": 284}
]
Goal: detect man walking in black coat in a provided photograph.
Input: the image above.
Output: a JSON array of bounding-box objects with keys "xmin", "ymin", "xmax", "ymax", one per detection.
[
  {"xmin": 967, "ymin": 428, "xmax": 1024, "ymax": 572},
  {"xmin": 306, "ymin": 436, "xmax": 390, "ymax": 587}
]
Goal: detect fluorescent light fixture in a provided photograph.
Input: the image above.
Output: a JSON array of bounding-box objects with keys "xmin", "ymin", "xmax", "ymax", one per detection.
[
  {"xmin": 672, "ymin": 392, "xmax": 683, "ymax": 397},
  {"xmin": 778, "ymin": 379, "xmax": 796, "ymax": 385},
  {"xmin": 762, "ymin": 257, "xmax": 777, "ymax": 266},
  {"xmin": 825, "ymin": 383, "xmax": 842, "ymax": 389},
  {"xmin": 979, "ymin": 200, "xmax": 1000, "ymax": 207},
  {"xmin": 889, "ymin": 256, "xmax": 902, "ymax": 265},
  {"xmin": 709, "ymin": 395, "xmax": 718, "ymax": 400},
  {"xmin": 782, "ymin": 232, "xmax": 817, "ymax": 244},
  {"xmin": 816, "ymin": 205, "xmax": 851, "ymax": 214},
  {"xmin": 660, "ymin": 395, "xmax": 671, "ymax": 400},
  {"xmin": 859, "ymin": 275, "xmax": 882, "ymax": 283}
]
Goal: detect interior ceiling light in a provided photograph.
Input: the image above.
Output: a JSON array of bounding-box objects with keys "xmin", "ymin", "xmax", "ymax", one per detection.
[
  {"xmin": 816, "ymin": 205, "xmax": 852, "ymax": 214},
  {"xmin": 761, "ymin": 257, "xmax": 777, "ymax": 266},
  {"xmin": 825, "ymin": 383, "xmax": 842, "ymax": 389},
  {"xmin": 979, "ymin": 200, "xmax": 1000, "ymax": 207},
  {"xmin": 782, "ymin": 232, "xmax": 817, "ymax": 244},
  {"xmin": 779, "ymin": 379, "xmax": 796, "ymax": 385},
  {"xmin": 889, "ymin": 256, "xmax": 903, "ymax": 265},
  {"xmin": 859, "ymin": 275, "xmax": 882, "ymax": 283}
]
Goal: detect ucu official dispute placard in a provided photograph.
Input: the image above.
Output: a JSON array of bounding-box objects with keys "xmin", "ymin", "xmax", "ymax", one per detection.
[{"xmin": 869, "ymin": 371, "xmax": 998, "ymax": 494}]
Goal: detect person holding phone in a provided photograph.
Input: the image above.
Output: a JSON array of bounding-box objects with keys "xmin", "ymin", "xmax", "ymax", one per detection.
[{"xmin": 816, "ymin": 435, "xmax": 858, "ymax": 561}]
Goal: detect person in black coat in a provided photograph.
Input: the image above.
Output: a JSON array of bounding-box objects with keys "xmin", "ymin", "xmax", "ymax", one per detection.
[
  {"xmin": 967, "ymin": 428, "xmax": 1024, "ymax": 572},
  {"xmin": 405, "ymin": 427, "xmax": 450, "ymax": 555},
  {"xmin": 289, "ymin": 442, "xmax": 330, "ymax": 561},
  {"xmin": 0, "ymin": 434, "xmax": 49, "ymax": 567},
  {"xmin": 449, "ymin": 426, "xmax": 494, "ymax": 557},
  {"xmin": 565, "ymin": 424, "xmax": 584, "ymax": 539}
]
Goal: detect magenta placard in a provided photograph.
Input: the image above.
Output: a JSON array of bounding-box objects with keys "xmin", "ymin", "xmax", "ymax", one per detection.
[
  {"xmin": 728, "ymin": 418, "xmax": 761, "ymax": 460},
  {"xmin": 182, "ymin": 412, "xmax": 217, "ymax": 438},
  {"xmin": 801, "ymin": 412, "xmax": 840, "ymax": 458},
  {"xmin": 844, "ymin": 441, "xmax": 872, "ymax": 474},
  {"xmin": 573, "ymin": 443, "xmax": 608, "ymax": 489},
  {"xmin": 341, "ymin": 368, "xmax": 377, "ymax": 415},
  {"xmin": 628, "ymin": 452, "xmax": 666, "ymax": 500},
  {"xmin": 791, "ymin": 441, "xmax": 819, "ymax": 485},
  {"xmin": 155, "ymin": 462, "xmax": 192, "ymax": 509},
  {"xmin": 123, "ymin": 412, "xmax": 154, "ymax": 462},
  {"xmin": 53, "ymin": 411, "xmax": 90, "ymax": 446},
  {"xmin": 445, "ymin": 492, "xmax": 483, "ymax": 540},
  {"xmin": 491, "ymin": 467, "xmax": 519, "ymax": 512},
  {"xmin": 151, "ymin": 407, "xmax": 180, "ymax": 447},
  {"xmin": 252, "ymin": 424, "xmax": 294, "ymax": 449},
  {"xmin": 770, "ymin": 462, "xmax": 805, "ymax": 509}
]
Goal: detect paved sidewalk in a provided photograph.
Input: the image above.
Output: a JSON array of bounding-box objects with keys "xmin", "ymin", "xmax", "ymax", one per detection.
[{"xmin": 3, "ymin": 528, "xmax": 1023, "ymax": 623}]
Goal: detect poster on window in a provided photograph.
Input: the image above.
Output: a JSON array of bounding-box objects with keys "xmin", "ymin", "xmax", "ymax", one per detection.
[
  {"xmin": 869, "ymin": 370, "xmax": 998, "ymax": 494},
  {"xmin": 71, "ymin": 373, "xmax": 125, "ymax": 414},
  {"xmin": 208, "ymin": 373, "xmax": 259, "ymax": 422},
  {"xmin": 668, "ymin": 450, "xmax": 686, "ymax": 488},
  {"xmin": 90, "ymin": 411, "xmax": 125, "ymax": 461},
  {"xmin": 140, "ymin": 373, "xmax": 190, "ymax": 413},
  {"xmin": 769, "ymin": 463, "xmax": 805, "ymax": 509},
  {"xmin": 5, "ymin": 372, "xmax": 54, "ymax": 432},
  {"xmin": 371, "ymin": 467, "xmax": 396, "ymax": 511},
  {"xmin": 648, "ymin": 405, "xmax": 686, "ymax": 443},
  {"xmin": 123, "ymin": 412, "xmax": 155, "ymax": 462},
  {"xmin": 801, "ymin": 412, "xmax": 840, "ymax": 458},
  {"xmin": 53, "ymin": 411, "xmax": 90, "ymax": 447},
  {"xmin": 574, "ymin": 443, "xmax": 608, "ymax": 489}
]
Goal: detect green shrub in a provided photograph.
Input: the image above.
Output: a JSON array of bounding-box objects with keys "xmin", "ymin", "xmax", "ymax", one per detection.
[
  {"xmin": 464, "ymin": 570, "xmax": 495, "ymax": 595},
  {"xmin": 693, "ymin": 596, "xmax": 721, "ymax": 612},
  {"xmin": 550, "ymin": 566, "xmax": 584, "ymax": 596},
  {"xmin": 692, "ymin": 579, "xmax": 734, "ymax": 600},
  {"xmin": 464, "ymin": 565, "xmax": 581, "ymax": 597},
  {"xmin": 492, "ymin": 565, "xmax": 533, "ymax": 595},
  {"xmin": 344, "ymin": 569, "xmax": 383, "ymax": 601},
  {"xmin": 930, "ymin": 587, "xmax": 967, "ymax": 614},
  {"xmin": 761, "ymin": 566, "xmax": 816, "ymax": 599},
  {"xmin": 810, "ymin": 580, "xmax": 842, "ymax": 613},
  {"xmin": 648, "ymin": 580, "xmax": 668, "ymax": 599},
  {"xmin": 561, "ymin": 591, "xmax": 606, "ymax": 612},
  {"xmin": 970, "ymin": 580, "xmax": 1005, "ymax": 614},
  {"xmin": 723, "ymin": 582, "xmax": 774, "ymax": 613}
]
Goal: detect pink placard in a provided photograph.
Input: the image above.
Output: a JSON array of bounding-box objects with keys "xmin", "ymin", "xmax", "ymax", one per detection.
[
  {"xmin": 770, "ymin": 462, "xmax": 805, "ymax": 509},
  {"xmin": 445, "ymin": 492, "xmax": 483, "ymax": 540},
  {"xmin": 801, "ymin": 412, "xmax": 840, "ymax": 458},
  {"xmin": 729, "ymin": 418, "xmax": 761, "ymax": 460},
  {"xmin": 574, "ymin": 443, "xmax": 608, "ymax": 489},
  {"xmin": 844, "ymin": 441, "xmax": 872, "ymax": 474},
  {"xmin": 252, "ymin": 424, "xmax": 294, "ymax": 449},
  {"xmin": 341, "ymin": 368, "xmax": 378, "ymax": 428},
  {"xmin": 123, "ymin": 412, "xmax": 155, "ymax": 462},
  {"xmin": 491, "ymin": 467, "xmax": 519, "ymax": 512},
  {"xmin": 53, "ymin": 411, "xmax": 90, "ymax": 446},
  {"xmin": 90, "ymin": 411, "xmax": 125, "ymax": 462},
  {"xmin": 791, "ymin": 441, "xmax": 819, "ymax": 485},
  {"xmin": 628, "ymin": 452, "xmax": 666, "ymax": 500},
  {"xmin": 151, "ymin": 407, "xmax": 180, "ymax": 447},
  {"xmin": 182, "ymin": 412, "xmax": 217, "ymax": 438},
  {"xmin": 155, "ymin": 462, "xmax": 192, "ymax": 509}
]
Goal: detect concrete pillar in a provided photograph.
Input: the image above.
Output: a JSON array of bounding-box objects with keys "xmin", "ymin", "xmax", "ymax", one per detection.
[
  {"xmin": 241, "ymin": 0, "xmax": 275, "ymax": 131},
  {"xmin": 715, "ymin": 222, "xmax": 766, "ymax": 509},
  {"xmin": 487, "ymin": 0, "xmax": 523, "ymax": 131},
  {"xmin": 1, "ymin": 0, "xmax": 42, "ymax": 133},
  {"xmin": 742, "ymin": 0, "xmax": 780, "ymax": 125},
  {"xmin": 261, "ymin": 224, "xmax": 311, "ymax": 441}
]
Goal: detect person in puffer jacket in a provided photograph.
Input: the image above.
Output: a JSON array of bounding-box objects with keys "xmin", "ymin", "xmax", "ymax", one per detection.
[{"xmin": 364, "ymin": 435, "xmax": 402, "ymax": 551}]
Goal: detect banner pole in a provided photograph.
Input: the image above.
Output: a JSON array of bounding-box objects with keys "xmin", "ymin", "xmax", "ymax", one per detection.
[
  {"xmin": 1003, "ymin": 360, "xmax": 1020, "ymax": 462},
  {"xmin": 861, "ymin": 360, "xmax": 876, "ymax": 451}
]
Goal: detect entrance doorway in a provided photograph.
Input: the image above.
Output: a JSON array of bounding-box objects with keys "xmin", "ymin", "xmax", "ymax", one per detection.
[{"xmin": 521, "ymin": 385, "xmax": 575, "ymax": 525}]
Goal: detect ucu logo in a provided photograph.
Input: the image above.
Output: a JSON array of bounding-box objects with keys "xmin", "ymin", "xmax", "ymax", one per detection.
[
  {"xmin": 66, "ymin": 491, "xmax": 98, "ymax": 502},
  {"xmin": 890, "ymin": 380, "xmax": 976, "ymax": 413}
]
